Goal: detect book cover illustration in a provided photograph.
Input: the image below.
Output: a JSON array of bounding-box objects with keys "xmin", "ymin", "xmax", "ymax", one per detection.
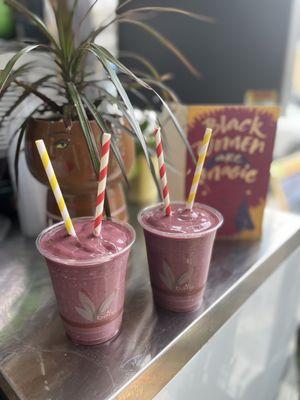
[{"xmin": 185, "ymin": 106, "xmax": 280, "ymax": 239}]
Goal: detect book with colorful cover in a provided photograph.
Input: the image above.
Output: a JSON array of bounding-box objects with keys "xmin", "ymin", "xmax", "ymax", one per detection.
[{"xmin": 162, "ymin": 105, "xmax": 280, "ymax": 239}]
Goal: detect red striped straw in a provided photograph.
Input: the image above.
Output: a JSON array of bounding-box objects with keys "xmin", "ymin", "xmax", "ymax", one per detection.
[
  {"xmin": 154, "ymin": 127, "xmax": 171, "ymax": 216},
  {"xmin": 94, "ymin": 133, "xmax": 111, "ymax": 236}
]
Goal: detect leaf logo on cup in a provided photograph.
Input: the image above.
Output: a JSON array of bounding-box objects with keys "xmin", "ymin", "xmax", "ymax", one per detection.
[
  {"xmin": 75, "ymin": 290, "xmax": 117, "ymax": 322},
  {"xmin": 159, "ymin": 261, "xmax": 194, "ymax": 292}
]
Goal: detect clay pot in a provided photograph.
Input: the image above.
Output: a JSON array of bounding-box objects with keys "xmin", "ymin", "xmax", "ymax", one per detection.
[{"xmin": 25, "ymin": 118, "xmax": 135, "ymax": 222}]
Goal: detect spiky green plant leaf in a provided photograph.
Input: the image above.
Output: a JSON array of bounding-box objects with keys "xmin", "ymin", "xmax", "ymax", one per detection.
[
  {"xmin": 0, "ymin": 61, "xmax": 33, "ymax": 98},
  {"xmin": 51, "ymin": 0, "xmax": 75, "ymax": 68},
  {"xmin": 120, "ymin": 51, "xmax": 160, "ymax": 79},
  {"xmin": 67, "ymin": 82, "xmax": 100, "ymax": 174},
  {"xmin": 87, "ymin": 44, "xmax": 196, "ymax": 162},
  {"xmin": 101, "ymin": 114, "xmax": 134, "ymax": 136},
  {"xmin": 120, "ymin": 7, "xmax": 214, "ymax": 24},
  {"xmin": 110, "ymin": 137, "xmax": 130, "ymax": 187},
  {"xmin": 117, "ymin": 0, "xmax": 135, "ymax": 12},
  {"xmin": 119, "ymin": 18, "xmax": 201, "ymax": 78},
  {"xmin": 125, "ymin": 77, "xmax": 178, "ymax": 102},
  {"xmin": 86, "ymin": 45, "xmax": 151, "ymax": 164},
  {"xmin": 77, "ymin": 0, "xmax": 99, "ymax": 31},
  {"xmin": 0, "ymin": 45, "xmax": 39, "ymax": 93},
  {"xmin": 82, "ymin": 96, "xmax": 130, "ymax": 186},
  {"xmin": 82, "ymin": 96, "xmax": 107, "ymax": 131},
  {"xmin": 14, "ymin": 122, "xmax": 27, "ymax": 188}
]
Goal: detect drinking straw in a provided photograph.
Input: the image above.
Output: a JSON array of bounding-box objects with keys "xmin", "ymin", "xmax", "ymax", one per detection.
[
  {"xmin": 35, "ymin": 139, "xmax": 77, "ymax": 238},
  {"xmin": 94, "ymin": 133, "xmax": 111, "ymax": 236},
  {"xmin": 154, "ymin": 127, "xmax": 171, "ymax": 216},
  {"xmin": 186, "ymin": 128, "xmax": 212, "ymax": 210}
]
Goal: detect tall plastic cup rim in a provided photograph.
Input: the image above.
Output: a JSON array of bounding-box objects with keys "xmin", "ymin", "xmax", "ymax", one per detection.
[
  {"xmin": 36, "ymin": 216, "xmax": 136, "ymax": 266},
  {"xmin": 138, "ymin": 202, "xmax": 223, "ymax": 239}
]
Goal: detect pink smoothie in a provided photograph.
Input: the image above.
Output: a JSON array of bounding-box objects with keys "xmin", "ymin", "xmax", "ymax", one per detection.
[
  {"xmin": 138, "ymin": 202, "xmax": 223, "ymax": 312},
  {"xmin": 37, "ymin": 217, "xmax": 135, "ymax": 345}
]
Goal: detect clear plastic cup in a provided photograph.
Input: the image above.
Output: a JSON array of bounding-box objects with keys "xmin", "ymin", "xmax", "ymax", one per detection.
[
  {"xmin": 36, "ymin": 217, "xmax": 135, "ymax": 345},
  {"xmin": 138, "ymin": 202, "xmax": 223, "ymax": 312}
]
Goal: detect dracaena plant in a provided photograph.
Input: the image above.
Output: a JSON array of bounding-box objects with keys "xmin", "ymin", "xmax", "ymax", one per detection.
[{"xmin": 0, "ymin": 0, "xmax": 213, "ymax": 188}]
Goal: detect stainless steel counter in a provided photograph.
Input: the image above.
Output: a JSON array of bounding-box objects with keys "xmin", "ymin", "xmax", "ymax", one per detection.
[{"xmin": 0, "ymin": 209, "xmax": 299, "ymax": 400}]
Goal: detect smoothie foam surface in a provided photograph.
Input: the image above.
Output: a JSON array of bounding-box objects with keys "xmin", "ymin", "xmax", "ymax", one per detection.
[
  {"xmin": 40, "ymin": 220, "xmax": 131, "ymax": 261},
  {"xmin": 141, "ymin": 203, "xmax": 220, "ymax": 235}
]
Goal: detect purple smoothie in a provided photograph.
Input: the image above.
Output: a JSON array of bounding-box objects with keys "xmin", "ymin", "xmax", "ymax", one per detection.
[
  {"xmin": 36, "ymin": 217, "xmax": 135, "ymax": 345},
  {"xmin": 138, "ymin": 202, "xmax": 223, "ymax": 312}
]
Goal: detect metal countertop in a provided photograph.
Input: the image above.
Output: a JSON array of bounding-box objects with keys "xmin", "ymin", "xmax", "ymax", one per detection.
[{"xmin": 0, "ymin": 208, "xmax": 299, "ymax": 400}]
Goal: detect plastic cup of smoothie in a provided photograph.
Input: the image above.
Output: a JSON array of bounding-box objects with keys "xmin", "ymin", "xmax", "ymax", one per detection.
[
  {"xmin": 36, "ymin": 217, "xmax": 135, "ymax": 345},
  {"xmin": 138, "ymin": 202, "xmax": 223, "ymax": 312}
]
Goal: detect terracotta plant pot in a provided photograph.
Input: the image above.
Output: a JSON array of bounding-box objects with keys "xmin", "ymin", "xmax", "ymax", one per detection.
[{"xmin": 25, "ymin": 118, "xmax": 135, "ymax": 222}]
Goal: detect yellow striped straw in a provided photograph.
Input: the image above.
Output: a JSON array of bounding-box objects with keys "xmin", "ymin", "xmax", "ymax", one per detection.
[
  {"xmin": 35, "ymin": 139, "xmax": 77, "ymax": 238},
  {"xmin": 186, "ymin": 128, "xmax": 212, "ymax": 210}
]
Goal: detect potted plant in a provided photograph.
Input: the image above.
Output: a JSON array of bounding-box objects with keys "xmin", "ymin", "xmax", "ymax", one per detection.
[{"xmin": 0, "ymin": 0, "xmax": 212, "ymax": 222}]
